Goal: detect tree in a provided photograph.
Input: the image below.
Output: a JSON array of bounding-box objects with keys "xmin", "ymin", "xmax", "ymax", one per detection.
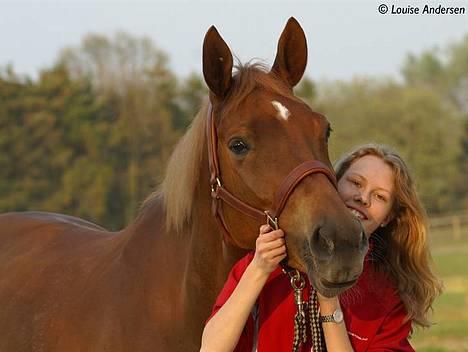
[
  {"xmin": 175, "ymin": 72, "xmax": 208, "ymax": 131},
  {"xmin": 295, "ymin": 76, "xmax": 317, "ymax": 105},
  {"xmin": 402, "ymin": 34, "xmax": 468, "ymax": 209},
  {"xmin": 58, "ymin": 32, "xmax": 180, "ymax": 224},
  {"xmin": 0, "ymin": 65, "xmax": 115, "ymax": 225}
]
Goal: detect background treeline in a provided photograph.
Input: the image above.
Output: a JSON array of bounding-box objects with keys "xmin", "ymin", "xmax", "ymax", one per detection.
[{"xmin": 1, "ymin": 32, "xmax": 467, "ymax": 230}]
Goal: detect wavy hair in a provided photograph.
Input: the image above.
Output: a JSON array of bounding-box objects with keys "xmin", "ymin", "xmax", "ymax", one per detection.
[{"xmin": 334, "ymin": 144, "xmax": 442, "ymax": 329}]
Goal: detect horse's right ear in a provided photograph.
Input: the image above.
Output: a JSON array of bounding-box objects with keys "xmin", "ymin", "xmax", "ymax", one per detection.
[{"xmin": 202, "ymin": 26, "xmax": 233, "ymax": 100}]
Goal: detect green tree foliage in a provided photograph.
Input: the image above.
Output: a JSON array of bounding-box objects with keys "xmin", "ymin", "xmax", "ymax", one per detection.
[
  {"xmin": 58, "ymin": 33, "xmax": 209, "ymax": 226},
  {"xmin": 176, "ymin": 73, "xmax": 208, "ymax": 130},
  {"xmin": 0, "ymin": 65, "xmax": 115, "ymax": 223},
  {"xmin": 295, "ymin": 77, "xmax": 317, "ymax": 104},
  {"xmin": 402, "ymin": 35, "xmax": 468, "ymax": 209},
  {"xmin": 58, "ymin": 32, "xmax": 180, "ymax": 224},
  {"xmin": 0, "ymin": 33, "xmax": 207, "ymax": 230},
  {"xmin": 402, "ymin": 35, "xmax": 468, "ymax": 114}
]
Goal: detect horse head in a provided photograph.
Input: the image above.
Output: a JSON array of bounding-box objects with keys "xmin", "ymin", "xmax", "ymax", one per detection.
[{"xmin": 202, "ymin": 17, "xmax": 367, "ymax": 297}]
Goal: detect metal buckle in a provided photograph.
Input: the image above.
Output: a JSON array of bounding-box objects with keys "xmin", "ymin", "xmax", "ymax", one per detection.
[
  {"xmin": 210, "ymin": 177, "xmax": 222, "ymax": 195},
  {"xmin": 289, "ymin": 269, "xmax": 305, "ymax": 290},
  {"xmin": 265, "ymin": 211, "xmax": 279, "ymax": 230}
]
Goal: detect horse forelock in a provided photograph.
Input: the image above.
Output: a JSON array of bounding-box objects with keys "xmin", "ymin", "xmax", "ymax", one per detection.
[
  {"xmin": 221, "ymin": 61, "xmax": 299, "ymax": 118},
  {"xmin": 140, "ymin": 62, "xmax": 300, "ymax": 234}
]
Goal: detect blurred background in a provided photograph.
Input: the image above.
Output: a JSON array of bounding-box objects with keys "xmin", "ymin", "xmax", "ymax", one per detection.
[{"xmin": 1, "ymin": 0, "xmax": 467, "ymax": 350}]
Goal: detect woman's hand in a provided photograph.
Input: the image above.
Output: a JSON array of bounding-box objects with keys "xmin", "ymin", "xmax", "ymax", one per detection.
[{"xmin": 251, "ymin": 224, "xmax": 287, "ymax": 275}]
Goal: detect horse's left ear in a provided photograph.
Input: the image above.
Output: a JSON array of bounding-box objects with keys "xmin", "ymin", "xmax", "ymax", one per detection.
[
  {"xmin": 202, "ymin": 26, "xmax": 233, "ymax": 100},
  {"xmin": 271, "ymin": 17, "xmax": 308, "ymax": 88}
]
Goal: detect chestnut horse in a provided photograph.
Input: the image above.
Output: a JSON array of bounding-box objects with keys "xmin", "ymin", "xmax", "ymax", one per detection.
[{"xmin": 0, "ymin": 18, "xmax": 366, "ymax": 351}]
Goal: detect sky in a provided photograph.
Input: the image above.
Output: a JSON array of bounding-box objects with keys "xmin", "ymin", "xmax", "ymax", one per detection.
[{"xmin": 1, "ymin": 0, "xmax": 467, "ymax": 82}]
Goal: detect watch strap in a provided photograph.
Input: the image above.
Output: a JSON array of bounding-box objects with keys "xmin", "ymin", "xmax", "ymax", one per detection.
[
  {"xmin": 319, "ymin": 308, "xmax": 344, "ymax": 323},
  {"xmin": 319, "ymin": 315, "xmax": 335, "ymax": 323}
]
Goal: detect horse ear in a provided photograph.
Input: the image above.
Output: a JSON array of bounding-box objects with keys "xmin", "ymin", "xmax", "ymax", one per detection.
[
  {"xmin": 202, "ymin": 26, "xmax": 233, "ymax": 99},
  {"xmin": 271, "ymin": 17, "xmax": 308, "ymax": 88}
]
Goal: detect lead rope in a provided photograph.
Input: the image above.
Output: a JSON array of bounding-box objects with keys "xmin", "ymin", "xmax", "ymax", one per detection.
[
  {"xmin": 310, "ymin": 289, "xmax": 325, "ymax": 352},
  {"xmin": 266, "ymin": 213, "xmax": 325, "ymax": 352},
  {"xmin": 288, "ymin": 270, "xmax": 307, "ymax": 352},
  {"xmin": 285, "ymin": 270, "xmax": 325, "ymax": 352}
]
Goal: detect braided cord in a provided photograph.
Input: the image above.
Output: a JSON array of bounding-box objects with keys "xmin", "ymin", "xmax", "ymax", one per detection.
[
  {"xmin": 309, "ymin": 289, "xmax": 325, "ymax": 352},
  {"xmin": 285, "ymin": 270, "xmax": 326, "ymax": 352}
]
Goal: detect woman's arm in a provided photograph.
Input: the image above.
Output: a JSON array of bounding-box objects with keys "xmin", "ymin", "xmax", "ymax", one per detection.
[
  {"xmin": 200, "ymin": 225, "xmax": 286, "ymax": 352},
  {"xmin": 318, "ymin": 294, "xmax": 355, "ymax": 352}
]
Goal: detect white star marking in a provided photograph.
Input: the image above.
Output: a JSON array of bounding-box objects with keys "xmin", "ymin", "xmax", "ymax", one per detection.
[{"xmin": 271, "ymin": 100, "xmax": 290, "ymax": 121}]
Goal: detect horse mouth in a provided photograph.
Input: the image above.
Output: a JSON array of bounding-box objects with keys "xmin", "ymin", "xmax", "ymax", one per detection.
[
  {"xmin": 310, "ymin": 277, "xmax": 357, "ymax": 298},
  {"xmin": 306, "ymin": 267, "xmax": 358, "ymax": 298},
  {"xmin": 320, "ymin": 278, "xmax": 357, "ymax": 290}
]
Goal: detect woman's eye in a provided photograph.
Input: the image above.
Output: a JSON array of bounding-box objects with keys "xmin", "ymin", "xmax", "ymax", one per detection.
[
  {"xmin": 375, "ymin": 194, "xmax": 387, "ymax": 202},
  {"xmin": 228, "ymin": 139, "xmax": 249, "ymax": 155}
]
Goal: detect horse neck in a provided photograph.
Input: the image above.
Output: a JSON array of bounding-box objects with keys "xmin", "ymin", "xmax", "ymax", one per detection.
[
  {"xmin": 184, "ymin": 184, "xmax": 248, "ymax": 298},
  {"xmin": 178, "ymin": 153, "xmax": 249, "ymax": 297},
  {"xmin": 121, "ymin": 156, "xmax": 247, "ymax": 312}
]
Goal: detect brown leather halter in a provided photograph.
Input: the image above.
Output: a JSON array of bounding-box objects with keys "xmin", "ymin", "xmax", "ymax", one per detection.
[{"xmin": 207, "ymin": 103, "xmax": 338, "ymax": 247}]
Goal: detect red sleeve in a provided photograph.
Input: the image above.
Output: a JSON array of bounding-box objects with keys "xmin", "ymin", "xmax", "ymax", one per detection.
[
  {"xmin": 367, "ymin": 300, "xmax": 414, "ymax": 352},
  {"xmin": 206, "ymin": 253, "xmax": 255, "ymax": 352}
]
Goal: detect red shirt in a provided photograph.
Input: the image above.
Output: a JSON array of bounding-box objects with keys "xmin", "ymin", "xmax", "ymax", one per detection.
[{"xmin": 209, "ymin": 253, "xmax": 414, "ymax": 351}]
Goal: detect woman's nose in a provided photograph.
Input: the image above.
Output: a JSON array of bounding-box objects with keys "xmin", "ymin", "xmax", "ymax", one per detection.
[{"xmin": 354, "ymin": 192, "xmax": 370, "ymax": 206}]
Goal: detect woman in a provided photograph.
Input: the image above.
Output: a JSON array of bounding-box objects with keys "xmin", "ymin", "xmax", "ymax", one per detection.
[{"xmin": 201, "ymin": 144, "xmax": 442, "ymax": 351}]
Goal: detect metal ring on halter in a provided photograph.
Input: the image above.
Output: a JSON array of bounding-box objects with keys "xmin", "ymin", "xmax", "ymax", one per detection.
[
  {"xmin": 291, "ymin": 272, "xmax": 305, "ymax": 289},
  {"xmin": 264, "ymin": 211, "xmax": 279, "ymax": 230},
  {"xmin": 290, "ymin": 269, "xmax": 305, "ymax": 290},
  {"xmin": 210, "ymin": 177, "xmax": 222, "ymax": 194}
]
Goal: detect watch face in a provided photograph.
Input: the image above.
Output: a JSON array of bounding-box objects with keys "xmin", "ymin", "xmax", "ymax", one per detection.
[{"xmin": 333, "ymin": 309, "xmax": 344, "ymax": 323}]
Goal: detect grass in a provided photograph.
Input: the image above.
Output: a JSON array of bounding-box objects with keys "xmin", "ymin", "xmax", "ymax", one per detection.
[{"xmin": 411, "ymin": 230, "xmax": 468, "ymax": 352}]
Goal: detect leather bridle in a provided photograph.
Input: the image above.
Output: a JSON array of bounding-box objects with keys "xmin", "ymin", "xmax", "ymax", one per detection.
[{"xmin": 206, "ymin": 103, "xmax": 338, "ymax": 247}]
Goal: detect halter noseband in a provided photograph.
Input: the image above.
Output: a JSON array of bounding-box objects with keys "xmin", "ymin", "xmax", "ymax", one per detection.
[{"xmin": 206, "ymin": 103, "xmax": 337, "ymax": 246}]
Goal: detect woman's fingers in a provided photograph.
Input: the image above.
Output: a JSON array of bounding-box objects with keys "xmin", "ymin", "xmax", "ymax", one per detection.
[
  {"xmin": 252, "ymin": 226, "xmax": 287, "ymax": 274},
  {"xmin": 258, "ymin": 229, "xmax": 284, "ymax": 241},
  {"xmin": 259, "ymin": 224, "xmax": 272, "ymax": 235},
  {"xmin": 267, "ymin": 246, "xmax": 287, "ymax": 258},
  {"xmin": 256, "ymin": 237, "xmax": 285, "ymax": 252}
]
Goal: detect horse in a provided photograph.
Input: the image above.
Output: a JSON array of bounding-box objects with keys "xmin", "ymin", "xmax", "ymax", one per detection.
[{"xmin": 0, "ymin": 18, "xmax": 367, "ymax": 351}]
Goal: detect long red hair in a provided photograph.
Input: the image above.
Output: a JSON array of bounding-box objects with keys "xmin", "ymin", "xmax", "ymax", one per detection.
[{"xmin": 335, "ymin": 144, "xmax": 443, "ymax": 328}]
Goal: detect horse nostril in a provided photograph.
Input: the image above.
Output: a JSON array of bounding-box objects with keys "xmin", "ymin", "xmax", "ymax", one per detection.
[{"xmin": 311, "ymin": 227, "xmax": 335, "ymax": 260}]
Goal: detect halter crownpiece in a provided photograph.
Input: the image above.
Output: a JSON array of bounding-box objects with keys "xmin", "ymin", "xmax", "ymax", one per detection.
[{"xmin": 206, "ymin": 103, "xmax": 337, "ymax": 246}]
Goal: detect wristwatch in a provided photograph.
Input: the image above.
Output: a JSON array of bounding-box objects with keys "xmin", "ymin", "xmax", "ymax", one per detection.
[{"xmin": 319, "ymin": 308, "xmax": 344, "ymax": 324}]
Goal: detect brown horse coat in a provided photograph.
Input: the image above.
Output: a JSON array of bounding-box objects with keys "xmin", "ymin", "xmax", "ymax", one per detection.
[{"xmin": 0, "ymin": 18, "xmax": 366, "ymax": 351}]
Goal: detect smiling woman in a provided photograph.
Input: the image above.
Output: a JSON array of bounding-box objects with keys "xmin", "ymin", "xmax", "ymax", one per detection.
[
  {"xmin": 337, "ymin": 154, "xmax": 395, "ymax": 236},
  {"xmin": 201, "ymin": 143, "xmax": 442, "ymax": 352},
  {"xmin": 334, "ymin": 144, "xmax": 443, "ymax": 330}
]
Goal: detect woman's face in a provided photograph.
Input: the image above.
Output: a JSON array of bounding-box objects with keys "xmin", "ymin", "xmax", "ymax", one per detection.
[{"xmin": 337, "ymin": 155, "xmax": 395, "ymax": 236}]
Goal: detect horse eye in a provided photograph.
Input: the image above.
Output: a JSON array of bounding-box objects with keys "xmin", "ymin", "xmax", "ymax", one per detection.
[
  {"xmin": 326, "ymin": 125, "xmax": 333, "ymax": 142},
  {"xmin": 228, "ymin": 139, "xmax": 249, "ymax": 155}
]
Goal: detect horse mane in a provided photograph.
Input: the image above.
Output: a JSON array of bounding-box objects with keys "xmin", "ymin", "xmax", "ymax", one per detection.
[{"xmin": 140, "ymin": 62, "xmax": 297, "ymax": 233}]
